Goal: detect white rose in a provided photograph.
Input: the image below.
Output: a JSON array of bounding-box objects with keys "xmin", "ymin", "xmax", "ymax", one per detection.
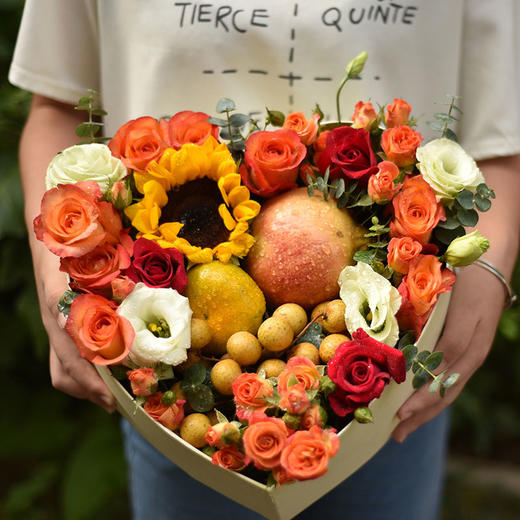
[
  {"xmin": 416, "ymin": 138, "xmax": 484, "ymax": 199},
  {"xmin": 338, "ymin": 262, "xmax": 401, "ymax": 346},
  {"xmin": 117, "ymin": 283, "xmax": 192, "ymax": 366},
  {"xmin": 46, "ymin": 143, "xmax": 127, "ymax": 193}
]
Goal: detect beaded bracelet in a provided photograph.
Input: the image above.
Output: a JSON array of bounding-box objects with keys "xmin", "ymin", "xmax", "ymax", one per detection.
[{"xmin": 473, "ymin": 258, "xmax": 518, "ymax": 309}]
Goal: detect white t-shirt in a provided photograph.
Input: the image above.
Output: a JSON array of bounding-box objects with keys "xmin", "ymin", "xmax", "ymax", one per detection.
[{"xmin": 9, "ymin": 0, "xmax": 520, "ymax": 160}]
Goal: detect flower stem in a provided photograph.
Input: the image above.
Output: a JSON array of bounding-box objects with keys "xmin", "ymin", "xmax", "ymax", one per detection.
[{"xmin": 336, "ymin": 76, "xmax": 348, "ymax": 124}]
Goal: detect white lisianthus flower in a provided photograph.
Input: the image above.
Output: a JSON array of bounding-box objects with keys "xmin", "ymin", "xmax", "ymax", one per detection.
[
  {"xmin": 416, "ymin": 138, "xmax": 485, "ymax": 199},
  {"xmin": 338, "ymin": 262, "xmax": 401, "ymax": 346},
  {"xmin": 444, "ymin": 230, "xmax": 490, "ymax": 267},
  {"xmin": 46, "ymin": 143, "xmax": 127, "ymax": 194},
  {"xmin": 117, "ymin": 283, "xmax": 192, "ymax": 366}
]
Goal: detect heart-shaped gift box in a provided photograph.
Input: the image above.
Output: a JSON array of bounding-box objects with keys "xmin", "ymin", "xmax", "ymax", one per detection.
[{"xmin": 96, "ymin": 292, "xmax": 450, "ymax": 520}]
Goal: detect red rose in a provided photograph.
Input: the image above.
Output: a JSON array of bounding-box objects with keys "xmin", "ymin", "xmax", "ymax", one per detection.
[
  {"xmin": 240, "ymin": 129, "xmax": 307, "ymax": 197},
  {"xmin": 327, "ymin": 329, "xmax": 406, "ymax": 416},
  {"xmin": 317, "ymin": 126, "xmax": 378, "ymax": 183},
  {"xmin": 126, "ymin": 238, "xmax": 187, "ymax": 292}
]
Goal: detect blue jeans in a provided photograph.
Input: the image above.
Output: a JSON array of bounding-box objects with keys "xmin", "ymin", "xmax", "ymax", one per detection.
[{"xmin": 122, "ymin": 410, "xmax": 448, "ymax": 520}]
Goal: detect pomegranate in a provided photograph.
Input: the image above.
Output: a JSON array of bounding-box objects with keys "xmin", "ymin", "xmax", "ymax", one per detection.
[{"xmin": 246, "ymin": 188, "xmax": 366, "ymax": 309}]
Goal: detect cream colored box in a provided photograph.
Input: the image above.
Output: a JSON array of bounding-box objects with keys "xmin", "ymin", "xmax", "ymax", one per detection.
[{"xmin": 97, "ymin": 292, "xmax": 450, "ymax": 520}]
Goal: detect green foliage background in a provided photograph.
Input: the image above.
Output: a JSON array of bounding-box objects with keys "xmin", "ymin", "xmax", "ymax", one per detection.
[{"xmin": 1, "ymin": 2, "xmax": 519, "ymax": 518}]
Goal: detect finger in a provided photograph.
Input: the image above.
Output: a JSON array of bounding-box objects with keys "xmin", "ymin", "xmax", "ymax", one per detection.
[
  {"xmin": 50, "ymin": 333, "xmax": 116, "ymax": 413},
  {"xmin": 50, "ymin": 348, "xmax": 89, "ymax": 400}
]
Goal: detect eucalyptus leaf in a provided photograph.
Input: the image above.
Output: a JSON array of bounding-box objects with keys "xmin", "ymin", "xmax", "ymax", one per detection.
[
  {"xmin": 434, "ymin": 112, "xmax": 457, "ymax": 123},
  {"xmin": 215, "ymin": 409, "xmax": 229, "ymax": 423},
  {"xmin": 229, "ymin": 113, "xmax": 250, "ymax": 127},
  {"xmin": 332, "ymin": 178, "xmax": 345, "ymax": 199},
  {"xmin": 442, "ymin": 372, "xmax": 460, "ymax": 388},
  {"xmin": 402, "ymin": 345, "xmax": 418, "ymax": 372},
  {"xmin": 57, "ymin": 290, "xmax": 81, "ymax": 317},
  {"xmin": 457, "ymin": 207, "xmax": 479, "ymax": 227},
  {"xmin": 456, "ymin": 189, "xmax": 474, "ymax": 210},
  {"xmin": 437, "ymin": 216, "xmax": 462, "ymax": 230},
  {"xmin": 475, "ymin": 197, "xmax": 492, "ymax": 212},
  {"xmin": 77, "ymin": 96, "xmax": 91, "ymax": 106},
  {"xmin": 435, "ymin": 225, "xmax": 466, "ymax": 245},
  {"xmin": 398, "ymin": 331, "xmax": 416, "ymax": 348},
  {"xmin": 207, "ymin": 117, "xmax": 228, "ymax": 127},
  {"xmin": 186, "ymin": 384, "xmax": 215, "ymax": 412},
  {"xmin": 417, "ymin": 350, "xmax": 430, "ymax": 364},
  {"xmin": 181, "ymin": 363, "xmax": 206, "ymax": 390},
  {"xmin": 297, "ymin": 322, "xmax": 325, "ymax": 348},
  {"xmin": 353, "ymin": 250, "xmax": 376, "ymax": 265},
  {"xmin": 428, "ymin": 371, "xmax": 447, "ymax": 393},
  {"xmin": 219, "ymin": 128, "xmax": 243, "ymax": 141},
  {"xmin": 307, "ymin": 184, "xmax": 315, "ymax": 197},
  {"xmin": 427, "ymin": 120, "xmax": 444, "ymax": 132},
  {"xmin": 91, "ymin": 108, "xmax": 108, "ymax": 116},
  {"xmin": 444, "ymin": 128, "xmax": 458, "ymax": 142},
  {"xmin": 412, "ymin": 368, "xmax": 430, "ymax": 390},
  {"xmin": 424, "ymin": 351, "xmax": 443, "ymax": 371},
  {"xmin": 216, "ymin": 98, "xmax": 236, "ymax": 113},
  {"xmin": 348, "ymin": 193, "xmax": 374, "ymax": 208}
]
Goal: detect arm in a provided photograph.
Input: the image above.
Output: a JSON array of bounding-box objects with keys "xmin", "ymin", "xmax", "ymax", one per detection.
[
  {"xmin": 20, "ymin": 94, "xmax": 115, "ymax": 412},
  {"xmin": 393, "ymin": 153, "xmax": 520, "ymax": 442}
]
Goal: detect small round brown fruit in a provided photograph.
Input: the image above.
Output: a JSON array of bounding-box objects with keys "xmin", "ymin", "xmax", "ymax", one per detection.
[
  {"xmin": 288, "ymin": 342, "xmax": 320, "ymax": 364},
  {"xmin": 322, "ymin": 300, "xmax": 347, "ymax": 333},
  {"xmin": 180, "ymin": 413, "xmax": 211, "ymax": 448},
  {"xmin": 190, "ymin": 318, "xmax": 212, "ymax": 350},
  {"xmin": 226, "ymin": 331, "xmax": 262, "ymax": 366},
  {"xmin": 273, "ymin": 303, "xmax": 308, "ymax": 335},
  {"xmin": 311, "ymin": 301, "xmax": 329, "ymax": 326},
  {"xmin": 257, "ymin": 317, "xmax": 294, "ymax": 352},
  {"xmin": 319, "ymin": 333, "xmax": 350, "ymax": 363},
  {"xmin": 257, "ymin": 359, "xmax": 286, "ymax": 378},
  {"xmin": 210, "ymin": 359, "xmax": 242, "ymax": 395}
]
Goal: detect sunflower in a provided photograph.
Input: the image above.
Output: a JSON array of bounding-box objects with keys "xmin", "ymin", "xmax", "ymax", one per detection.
[{"xmin": 125, "ymin": 136, "xmax": 261, "ymax": 263}]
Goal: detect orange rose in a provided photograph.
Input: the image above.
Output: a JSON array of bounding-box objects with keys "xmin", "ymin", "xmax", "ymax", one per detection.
[
  {"xmin": 352, "ymin": 101, "xmax": 378, "ymax": 130},
  {"xmin": 65, "ymin": 293, "xmax": 134, "ymax": 365},
  {"xmin": 34, "ymin": 181, "xmax": 122, "ymax": 258},
  {"xmin": 387, "ymin": 237, "xmax": 423, "ymax": 274},
  {"xmin": 401, "ymin": 254, "xmax": 456, "ymax": 316},
  {"xmin": 127, "ymin": 367, "xmax": 158, "ymax": 396},
  {"xmin": 385, "ymin": 99, "xmax": 412, "ymax": 128},
  {"xmin": 381, "ymin": 126, "xmax": 423, "ymax": 167},
  {"xmin": 367, "ymin": 160, "xmax": 401, "ymax": 203},
  {"xmin": 301, "ymin": 404, "xmax": 326, "ymax": 430},
  {"xmin": 242, "ymin": 416, "xmax": 289, "ymax": 470},
  {"xmin": 143, "ymin": 392, "xmax": 168, "ymax": 420},
  {"xmin": 240, "ymin": 129, "xmax": 306, "ymax": 197},
  {"xmin": 157, "ymin": 399, "xmax": 185, "ymax": 431},
  {"xmin": 312, "ymin": 130, "xmax": 329, "ymax": 165},
  {"xmin": 60, "ymin": 232, "xmax": 133, "ymax": 294},
  {"xmin": 212, "ymin": 446, "xmax": 247, "ymax": 472},
  {"xmin": 167, "ymin": 110, "xmax": 219, "ymax": 150},
  {"xmin": 111, "ymin": 275, "xmax": 136, "ymax": 302},
  {"xmin": 277, "ymin": 357, "xmax": 320, "ymax": 395},
  {"xmin": 390, "ymin": 175, "xmax": 445, "ymax": 244},
  {"xmin": 280, "ymin": 426, "xmax": 339, "ymax": 481},
  {"xmin": 232, "ymin": 373, "xmax": 273, "ymax": 421},
  {"xmin": 205, "ymin": 422, "xmax": 241, "ymax": 448},
  {"xmin": 282, "ymin": 112, "xmax": 320, "ymax": 145},
  {"xmin": 279, "ymin": 382, "xmax": 311, "ymax": 415},
  {"xmin": 108, "ymin": 116, "xmax": 169, "ymax": 172}
]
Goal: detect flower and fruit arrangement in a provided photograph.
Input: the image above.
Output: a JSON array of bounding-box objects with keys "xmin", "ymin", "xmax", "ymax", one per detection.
[{"xmin": 34, "ymin": 53, "xmax": 493, "ymax": 486}]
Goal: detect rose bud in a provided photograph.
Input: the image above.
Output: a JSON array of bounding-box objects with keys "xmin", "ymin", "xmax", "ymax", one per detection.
[
  {"xmin": 385, "ymin": 99, "xmax": 412, "ymax": 128},
  {"xmin": 301, "ymin": 404, "xmax": 327, "ymax": 430},
  {"xmin": 279, "ymin": 382, "xmax": 311, "ymax": 415},
  {"xmin": 387, "ymin": 237, "xmax": 423, "ymax": 275},
  {"xmin": 110, "ymin": 180, "xmax": 133, "ymax": 210},
  {"xmin": 111, "ymin": 275, "xmax": 136, "ymax": 302},
  {"xmin": 283, "ymin": 112, "xmax": 320, "ymax": 145},
  {"xmin": 205, "ymin": 422, "xmax": 241, "ymax": 449},
  {"xmin": 367, "ymin": 161, "xmax": 401, "ymax": 203},
  {"xmin": 161, "ymin": 390, "xmax": 176, "ymax": 405},
  {"xmin": 127, "ymin": 367, "xmax": 158, "ymax": 396},
  {"xmin": 354, "ymin": 406, "xmax": 374, "ymax": 424},
  {"xmin": 282, "ymin": 412, "xmax": 301, "ymax": 430},
  {"xmin": 352, "ymin": 101, "xmax": 378, "ymax": 130},
  {"xmin": 444, "ymin": 230, "xmax": 490, "ymax": 267}
]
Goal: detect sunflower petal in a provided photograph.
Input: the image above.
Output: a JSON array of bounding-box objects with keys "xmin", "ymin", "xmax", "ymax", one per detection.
[
  {"xmin": 218, "ymin": 204, "xmax": 237, "ymax": 231},
  {"xmin": 228, "ymin": 185, "xmax": 250, "ymax": 207},
  {"xmin": 233, "ymin": 200, "xmax": 262, "ymax": 221}
]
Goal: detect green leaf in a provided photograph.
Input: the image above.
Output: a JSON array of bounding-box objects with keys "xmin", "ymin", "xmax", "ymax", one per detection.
[
  {"xmin": 402, "ymin": 345, "xmax": 418, "ymax": 372},
  {"xmin": 444, "ymin": 128, "xmax": 458, "ymax": 142},
  {"xmin": 181, "ymin": 363, "xmax": 206, "ymax": 390},
  {"xmin": 353, "ymin": 249, "xmax": 376, "ymax": 265},
  {"xmin": 475, "ymin": 196, "xmax": 492, "ymax": 212},
  {"xmin": 202, "ymin": 446, "xmax": 217, "ymax": 457},
  {"xmin": 297, "ymin": 322, "xmax": 325, "ymax": 348},
  {"xmin": 109, "ymin": 365, "xmax": 128, "ymax": 380},
  {"xmin": 434, "ymin": 112, "xmax": 457, "ymax": 123},
  {"xmin": 77, "ymin": 96, "xmax": 91, "ymax": 106},
  {"xmin": 442, "ymin": 372, "xmax": 460, "ymax": 389},
  {"xmin": 457, "ymin": 207, "xmax": 479, "ymax": 227},
  {"xmin": 437, "ymin": 216, "xmax": 462, "ymax": 230},
  {"xmin": 307, "ymin": 184, "xmax": 315, "ymax": 197},
  {"xmin": 57, "ymin": 290, "xmax": 81, "ymax": 317},
  {"xmin": 219, "ymin": 128, "xmax": 243, "ymax": 140},
  {"xmin": 229, "ymin": 113, "xmax": 250, "ymax": 127},
  {"xmin": 348, "ymin": 193, "xmax": 374, "ymax": 208},
  {"xmin": 428, "ymin": 371, "xmax": 447, "ymax": 393},
  {"xmin": 215, "ymin": 409, "xmax": 228, "ymax": 423},
  {"xmin": 424, "ymin": 351, "xmax": 443, "ymax": 371},
  {"xmin": 398, "ymin": 331, "xmax": 417, "ymax": 348},
  {"xmin": 91, "ymin": 108, "xmax": 108, "ymax": 116},
  {"xmin": 332, "ymin": 178, "xmax": 345, "ymax": 199},
  {"xmin": 435, "ymin": 225, "xmax": 465, "ymax": 245},
  {"xmin": 207, "ymin": 117, "xmax": 228, "ymax": 127},
  {"xmin": 417, "ymin": 350, "xmax": 431, "ymax": 363},
  {"xmin": 216, "ymin": 98, "xmax": 236, "ymax": 113},
  {"xmin": 412, "ymin": 368, "xmax": 430, "ymax": 389},
  {"xmin": 476, "ymin": 183, "xmax": 492, "ymax": 197},
  {"xmin": 313, "ymin": 103, "xmax": 325, "ymax": 121},
  {"xmin": 427, "ymin": 120, "xmax": 444, "ymax": 132},
  {"xmin": 456, "ymin": 189, "xmax": 475, "ymax": 209},
  {"xmin": 186, "ymin": 384, "xmax": 215, "ymax": 412}
]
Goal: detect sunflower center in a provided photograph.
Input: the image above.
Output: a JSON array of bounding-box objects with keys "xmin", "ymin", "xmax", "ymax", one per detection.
[{"xmin": 159, "ymin": 178, "xmax": 229, "ymax": 249}]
